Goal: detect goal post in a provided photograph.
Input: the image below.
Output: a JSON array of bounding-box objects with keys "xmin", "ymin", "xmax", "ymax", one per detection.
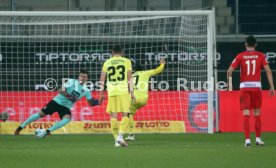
[{"xmin": 0, "ymin": 10, "xmax": 216, "ymax": 134}]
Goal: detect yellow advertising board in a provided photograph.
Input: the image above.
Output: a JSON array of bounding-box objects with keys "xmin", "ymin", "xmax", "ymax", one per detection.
[{"xmin": 0, "ymin": 121, "xmax": 185, "ymax": 134}]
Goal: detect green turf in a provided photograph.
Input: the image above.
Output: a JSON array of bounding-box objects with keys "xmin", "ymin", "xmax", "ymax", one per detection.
[{"xmin": 0, "ymin": 133, "xmax": 275, "ymax": 168}]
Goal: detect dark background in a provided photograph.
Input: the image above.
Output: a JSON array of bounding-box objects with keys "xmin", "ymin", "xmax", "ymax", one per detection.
[{"xmin": 1, "ymin": 41, "xmax": 275, "ymax": 91}]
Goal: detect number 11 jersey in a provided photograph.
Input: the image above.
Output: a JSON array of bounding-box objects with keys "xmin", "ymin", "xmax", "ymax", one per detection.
[{"xmin": 230, "ymin": 50, "xmax": 268, "ymax": 91}]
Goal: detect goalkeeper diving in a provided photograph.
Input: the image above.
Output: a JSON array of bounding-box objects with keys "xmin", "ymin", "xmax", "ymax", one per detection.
[
  {"xmin": 126, "ymin": 58, "xmax": 166, "ymax": 141},
  {"xmin": 14, "ymin": 69, "xmax": 101, "ymax": 136}
]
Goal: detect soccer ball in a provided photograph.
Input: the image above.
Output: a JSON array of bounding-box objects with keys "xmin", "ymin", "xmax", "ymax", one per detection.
[{"xmin": 34, "ymin": 128, "xmax": 46, "ymax": 138}]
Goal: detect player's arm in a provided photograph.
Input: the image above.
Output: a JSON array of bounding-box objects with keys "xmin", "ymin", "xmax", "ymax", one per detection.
[
  {"xmin": 99, "ymin": 71, "xmax": 106, "ymax": 104},
  {"xmin": 128, "ymin": 70, "xmax": 135, "ymax": 102},
  {"xmin": 99, "ymin": 62, "xmax": 107, "ymax": 104},
  {"xmin": 86, "ymin": 92, "xmax": 100, "ymax": 106},
  {"xmin": 227, "ymin": 66, "xmax": 235, "ymax": 91},
  {"xmin": 263, "ymin": 65, "xmax": 275, "ymax": 96},
  {"xmin": 227, "ymin": 56, "xmax": 240, "ymax": 91},
  {"xmin": 87, "ymin": 99, "xmax": 99, "ymax": 106},
  {"xmin": 150, "ymin": 59, "xmax": 166, "ymax": 76},
  {"xmin": 127, "ymin": 60, "xmax": 135, "ymax": 102}
]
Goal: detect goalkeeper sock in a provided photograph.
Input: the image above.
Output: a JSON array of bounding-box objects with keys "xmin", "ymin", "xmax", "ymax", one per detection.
[
  {"xmin": 110, "ymin": 118, "xmax": 119, "ymax": 140},
  {"xmin": 243, "ymin": 115, "xmax": 250, "ymax": 139},
  {"xmin": 48, "ymin": 118, "xmax": 70, "ymax": 132},
  {"xmin": 20, "ymin": 112, "xmax": 41, "ymax": 128},
  {"xmin": 119, "ymin": 116, "xmax": 129, "ymax": 135},
  {"xmin": 128, "ymin": 114, "xmax": 135, "ymax": 135},
  {"xmin": 254, "ymin": 116, "xmax": 262, "ymax": 138}
]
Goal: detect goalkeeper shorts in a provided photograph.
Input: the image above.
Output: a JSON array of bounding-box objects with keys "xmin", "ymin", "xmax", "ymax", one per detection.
[{"xmin": 41, "ymin": 100, "xmax": 71, "ymax": 119}]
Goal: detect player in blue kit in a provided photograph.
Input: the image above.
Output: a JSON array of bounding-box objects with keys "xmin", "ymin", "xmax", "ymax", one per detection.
[{"xmin": 14, "ymin": 69, "xmax": 100, "ymax": 136}]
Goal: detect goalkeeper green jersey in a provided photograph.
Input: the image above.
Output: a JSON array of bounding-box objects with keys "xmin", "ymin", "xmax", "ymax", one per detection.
[
  {"xmin": 53, "ymin": 79, "xmax": 92, "ymax": 109},
  {"xmin": 133, "ymin": 64, "xmax": 165, "ymax": 99}
]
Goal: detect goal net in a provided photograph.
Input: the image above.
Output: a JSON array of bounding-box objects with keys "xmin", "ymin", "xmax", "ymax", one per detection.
[{"xmin": 0, "ymin": 11, "xmax": 216, "ymax": 134}]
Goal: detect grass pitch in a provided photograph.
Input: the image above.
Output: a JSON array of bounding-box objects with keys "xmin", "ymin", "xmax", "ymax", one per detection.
[{"xmin": 0, "ymin": 133, "xmax": 275, "ymax": 168}]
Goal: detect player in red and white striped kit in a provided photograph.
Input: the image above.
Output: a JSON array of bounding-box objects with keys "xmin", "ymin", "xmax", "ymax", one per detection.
[{"xmin": 227, "ymin": 35, "xmax": 275, "ymax": 147}]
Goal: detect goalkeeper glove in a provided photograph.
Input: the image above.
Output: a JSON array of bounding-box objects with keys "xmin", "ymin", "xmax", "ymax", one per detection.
[{"xmin": 88, "ymin": 99, "xmax": 99, "ymax": 106}]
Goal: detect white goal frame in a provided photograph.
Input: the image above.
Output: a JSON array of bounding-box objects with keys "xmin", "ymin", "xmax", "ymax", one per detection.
[{"xmin": 0, "ymin": 10, "xmax": 216, "ymax": 134}]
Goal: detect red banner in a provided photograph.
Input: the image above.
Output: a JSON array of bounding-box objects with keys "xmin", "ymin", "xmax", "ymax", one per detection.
[
  {"xmin": 3, "ymin": 91, "xmax": 274, "ymax": 133},
  {"xmin": 0, "ymin": 91, "xmax": 213, "ymax": 132},
  {"xmin": 0, "ymin": 91, "xmax": 185, "ymax": 120},
  {"xmin": 219, "ymin": 91, "xmax": 276, "ymax": 132}
]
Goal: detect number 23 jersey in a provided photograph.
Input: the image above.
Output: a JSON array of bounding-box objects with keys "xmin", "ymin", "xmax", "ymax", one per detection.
[{"xmin": 102, "ymin": 56, "xmax": 132, "ymax": 97}]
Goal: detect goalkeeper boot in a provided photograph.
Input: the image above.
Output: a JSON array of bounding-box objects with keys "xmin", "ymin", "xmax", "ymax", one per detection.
[
  {"xmin": 46, "ymin": 129, "xmax": 51, "ymax": 136},
  {"xmin": 256, "ymin": 139, "xmax": 264, "ymax": 146},
  {"xmin": 125, "ymin": 135, "xmax": 135, "ymax": 141},
  {"xmin": 115, "ymin": 135, "xmax": 128, "ymax": 147},
  {"xmin": 14, "ymin": 126, "xmax": 23, "ymax": 135}
]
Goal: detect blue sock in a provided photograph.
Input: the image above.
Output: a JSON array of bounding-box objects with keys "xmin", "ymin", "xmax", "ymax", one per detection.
[
  {"xmin": 20, "ymin": 112, "xmax": 41, "ymax": 128},
  {"xmin": 48, "ymin": 118, "xmax": 70, "ymax": 132}
]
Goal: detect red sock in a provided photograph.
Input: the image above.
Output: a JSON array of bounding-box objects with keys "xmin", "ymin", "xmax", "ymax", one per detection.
[
  {"xmin": 255, "ymin": 116, "xmax": 262, "ymax": 138},
  {"xmin": 243, "ymin": 115, "xmax": 250, "ymax": 139}
]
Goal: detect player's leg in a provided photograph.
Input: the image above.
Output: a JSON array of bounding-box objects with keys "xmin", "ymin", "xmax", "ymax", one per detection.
[
  {"xmin": 46, "ymin": 115, "xmax": 71, "ymax": 135},
  {"xmin": 114, "ymin": 94, "xmax": 131, "ymax": 147},
  {"xmin": 106, "ymin": 96, "xmax": 122, "ymax": 146},
  {"xmin": 118, "ymin": 94, "xmax": 131, "ymax": 137},
  {"xmin": 126, "ymin": 114, "xmax": 135, "ymax": 140},
  {"xmin": 253, "ymin": 108, "xmax": 264, "ymax": 146},
  {"xmin": 243, "ymin": 109, "xmax": 251, "ymax": 146},
  {"xmin": 107, "ymin": 96, "xmax": 119, "ymax": 140},
  {"xmin": 126, "ymin": 98, "xmax": 148, "ymax": 141},
  {"xmin": 110, "ymin": 113, "xmax": 121, "ymax": 147},
  {"xmin": 110, "ymin": 112, "xmax": 119, "ymax": 140},
  {"xmin": 252, "ymin": 90, "xmax": 263, "ymax": 146},
  {"xmin": 46, "ymin": 105, "xmax": 72, "ymax": 135},
  {"xmin": 126, "ymin": 102, "xmax": 138, "ymax": 140},
  {"xmin": 14, "ymin": 111, "xmax": 46, "ymax": 135},
  {"xmin": 240, "ymin": 91, "xmax": 251, "ymax": 146},
  {"xmin": 114, "ymin": 112, "xmax": 129, "ymax": 147},
  {"xmin": 14, "ymin": 100, "xmax": 58, "ymax": 135},
  {"xmin": 119, "ymin": 112, "xmax": 129, "ymax": 137}
]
